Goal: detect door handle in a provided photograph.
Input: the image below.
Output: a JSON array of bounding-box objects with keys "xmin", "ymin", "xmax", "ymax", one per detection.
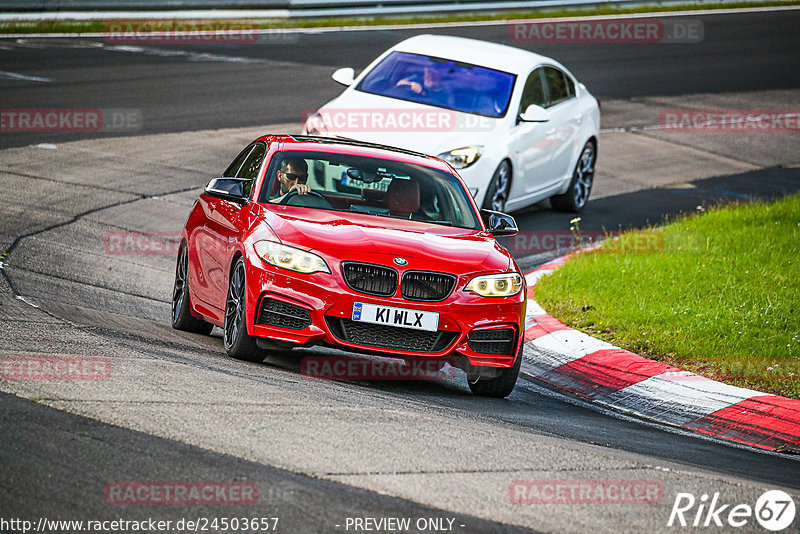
[{"xmin": 573, "ymin": 114, "xmax": 583, "ymax": 124}]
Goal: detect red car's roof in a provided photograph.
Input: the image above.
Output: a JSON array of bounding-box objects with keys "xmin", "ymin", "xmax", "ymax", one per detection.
[{"xmin": 255, "ymin": 134, "xmax": 453, "ymax": 173}]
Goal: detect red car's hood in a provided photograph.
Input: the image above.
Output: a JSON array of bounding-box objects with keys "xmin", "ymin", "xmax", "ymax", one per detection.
[{"xmin": 258, "ymin": 207, "xmax": 511, "ymax": 273}]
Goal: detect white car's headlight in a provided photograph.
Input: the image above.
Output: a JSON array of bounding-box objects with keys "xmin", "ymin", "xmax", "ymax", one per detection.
[
  {"xmin": 465, "ymin": 273, "xmax": 522, "ymax": 297},
  {"xmin": 254, "ymin": 241, "xmax": 330, "ymax": 274},
  {"xmin": 302, "ymin": 112, "xmax": 328, "ymax": 135},
  {"xmin": 437, "ymin": 146, "xmax": 482, "ymax": 169}
]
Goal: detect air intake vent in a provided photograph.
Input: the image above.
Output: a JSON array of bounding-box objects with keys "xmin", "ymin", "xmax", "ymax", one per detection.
[
  {"xmin": 468, "ymin": 328, "xmax": 515, "ymax": 355},
  {"xmin": 326, "ymin": 317, "xmax": 457, "ymax": 353},
  {"xmin": 257, "ymin": 298, "xmax": 311, "ymax": 330},
  {"xmin": 401, "ymin": 271, "xmax": 456, "ymax": 301},
  {"xmin": 342, "ymin": 262, "xmax": 398, "ymax": 297}
]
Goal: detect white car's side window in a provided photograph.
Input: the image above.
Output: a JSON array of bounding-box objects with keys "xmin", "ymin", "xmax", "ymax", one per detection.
[
  {"xmin": 519, "ymin": 68, "xmax": 547, "ymax": 114},
  {"xmin": 542, "ymin": 66, "xmax": 576, "ymax": 108}
]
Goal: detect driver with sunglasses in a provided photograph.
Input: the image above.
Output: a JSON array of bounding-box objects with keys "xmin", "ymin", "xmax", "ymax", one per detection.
[{"xmin": 270, "ymin": 158, "xmax": 311, "ymax": 203}]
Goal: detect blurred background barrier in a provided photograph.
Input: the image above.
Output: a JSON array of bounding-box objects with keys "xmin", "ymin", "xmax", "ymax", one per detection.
[{"xmin": 0, "ymin": 0, "xmax": 659, "ymax": 20}]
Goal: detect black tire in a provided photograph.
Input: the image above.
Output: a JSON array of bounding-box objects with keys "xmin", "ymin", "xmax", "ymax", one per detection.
[
  {"xmin": 224, "ymin": 257, "xmax": 263, "ymax": 362},
  {"xmin": 171, "ymin": 243, "xmax": 214, "ymax": 335},
  {"xmin": 482, "ymin": 160, "xmax": 512, "ymax": 213},
  {"xmin": 551, "ymin": 141, "xmax": 596, "ymax": 213},
  {"xmin": 467, "ymin": 340, "xmax": 522, "ymax": 398}
]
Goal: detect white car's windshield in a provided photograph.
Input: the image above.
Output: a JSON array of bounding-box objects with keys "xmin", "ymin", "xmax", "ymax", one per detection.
[
  {"xmin": 259, "ymin": 150, "xmax": 481, "ymax": 230},
  {"xmin": 356, "ymin": 51, "xmax": 516, "ymax": 118}
]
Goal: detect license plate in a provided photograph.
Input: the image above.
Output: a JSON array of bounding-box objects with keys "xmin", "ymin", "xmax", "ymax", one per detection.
[{"xmin": 352, "ymin": 302, "xmax": 439, "ymax": 332}]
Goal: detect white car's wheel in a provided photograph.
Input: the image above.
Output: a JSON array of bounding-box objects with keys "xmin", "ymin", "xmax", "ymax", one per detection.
[
  {"xmin": 482, "ymin": 160, "xmax": 512, "ymax": 213},
  {"xmin": 552, "ymin": 141, "xmax": 595, "ymax": 213}
]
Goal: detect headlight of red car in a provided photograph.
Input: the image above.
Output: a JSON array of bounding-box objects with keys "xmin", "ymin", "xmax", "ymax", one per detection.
[
  {"xmin": 254, "ymin": 240, "xmax": 330, "ymax": 274},
  {"xmin": 465, "ymin": 273, "xmax": 522, "ymax": 297}
]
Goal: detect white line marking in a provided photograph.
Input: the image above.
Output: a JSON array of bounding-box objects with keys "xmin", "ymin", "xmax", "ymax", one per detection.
[
  {"xmin": 524, "ymin": 329, "xmax": 614, "ymax": 374},
  {"xmin": 0, "ymin": 70, "xmax": 51, "ymax": 83},
  {"xmin": 600, "ymin": 372, "xmax": 766, "ymax": 425},
  {"xmin": 525, "ymin": 269, "xmax": 553, "ymax": 286},
  {"xmin": 14, "ymin": 37, "xmax": 104, "ymax": 49},
  {"xmin": 519, "ymin": 370, "xmax": 798, "ymax": 458},
  {"xmin": 15, "ymin": 295, "xmax": 40, "ymax": 308},
  {"xmin": 102, "ymin": 44, "xmax": 261, "ymax": 64},
  {"xmin": 525, "ymin": 299, "xmax": 548, "ymax": 318}
]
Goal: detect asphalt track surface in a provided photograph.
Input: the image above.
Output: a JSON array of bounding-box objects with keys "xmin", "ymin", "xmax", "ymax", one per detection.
[
  {"xmin": 1, "ymin": 8, "xmax": 800, "ymax": 533},
  {"xmin": 0, "ymin": 392, "xmax": 534, "ymax": 533}
]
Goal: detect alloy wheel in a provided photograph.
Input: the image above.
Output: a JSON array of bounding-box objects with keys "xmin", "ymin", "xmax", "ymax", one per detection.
[
  {"xmin": 172, "ymin": 248, "xmax": 187, "ymax": 324},
  {"xmin": 573, "ymin": 144, "xmax": 595, "ymax": 209},
  {"xmin": 491, "ymin": 161, "xmax": 511, "ymax": 212},
  {"xmin": 224, "ymin": 261, "xmax": 246, "ymax": 350}
]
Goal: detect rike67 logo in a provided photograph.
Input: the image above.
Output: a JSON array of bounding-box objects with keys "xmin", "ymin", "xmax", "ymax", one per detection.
[{"xmin": 668, "ymin": 490, "xmax": 796, "ymax": 531}]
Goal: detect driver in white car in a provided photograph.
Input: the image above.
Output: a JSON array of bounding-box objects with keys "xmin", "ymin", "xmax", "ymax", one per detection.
[
  {"xmin": 270, "ymin": 158, "xmax": 311, "ymax": 203},
  {"xmin": 395, "ymin": 63, "xmax": 453, "ymax": 107}
]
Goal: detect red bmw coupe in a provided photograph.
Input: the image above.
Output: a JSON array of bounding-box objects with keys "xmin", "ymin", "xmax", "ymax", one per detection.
[{"xmin": 172, "ymin": 135, "xmax": 526, "ymax": 397}]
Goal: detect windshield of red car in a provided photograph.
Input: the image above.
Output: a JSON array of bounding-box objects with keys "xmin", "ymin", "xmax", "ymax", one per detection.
[
  {"xmin": 356, "ymin": 51, "xmax": 516, "ymax": 119},
  {"xmin": 259, "ymin": 150, "xmax": 481, "ymax": 230}
]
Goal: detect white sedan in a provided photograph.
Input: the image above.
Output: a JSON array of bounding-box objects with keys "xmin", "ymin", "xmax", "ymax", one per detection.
[{"xmin": 303, "ymin": 34, "xmax": 600, "ymax": 213}]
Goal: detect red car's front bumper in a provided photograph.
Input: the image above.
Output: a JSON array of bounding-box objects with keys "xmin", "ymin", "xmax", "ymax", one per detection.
[{"xmin": 243, "ymin": 253, "xmax": 526, "ymax": 368}]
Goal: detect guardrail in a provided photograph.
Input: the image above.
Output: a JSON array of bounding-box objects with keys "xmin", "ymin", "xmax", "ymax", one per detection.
[
  {"xmin": 0, "ymin": 0, "xmax": 627, "ymax": 19},
  {"xmin": 1, "ymin": 0, "xmax": 614, "ymax": 8}
]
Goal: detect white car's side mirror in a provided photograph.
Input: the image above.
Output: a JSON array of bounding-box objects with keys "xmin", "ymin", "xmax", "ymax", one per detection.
[
  {"xmin": 331, "ymin": 67, "xmax": 355, "ymax": 87},
  {"xmin": 519, "ymin": 104, "xmax": 550, "ymax": 123}
]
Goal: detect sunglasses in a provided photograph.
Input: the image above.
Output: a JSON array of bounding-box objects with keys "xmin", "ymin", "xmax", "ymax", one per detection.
[{"xmin": 282, "ymin": 171, "xmax": 308, "ymax": 183}]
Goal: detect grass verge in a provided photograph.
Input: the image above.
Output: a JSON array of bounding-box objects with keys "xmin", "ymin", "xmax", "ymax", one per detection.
[
  {"xmin": 1, "ymin": 0, "xmax": 798, "ymax": 34},
  {"xmin": 535, "ymin": 193, "xmax": 800, "ymax": 399}
]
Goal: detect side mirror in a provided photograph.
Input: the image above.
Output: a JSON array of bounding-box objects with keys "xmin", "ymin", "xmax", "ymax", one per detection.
[
  {"xmin": 331, "ymin": 67, "xmax": 355, "ymax": 87},
  {"xmin": 518, "ymin": 104, "xmax": 549, "ymax": 123},
  {"xmin": 204, "ymin": 178, "xmax": 250, "ymax": 205},
  {"xmin": 481, "ymin": 209, "xmax": 518, "ymax": 237}
]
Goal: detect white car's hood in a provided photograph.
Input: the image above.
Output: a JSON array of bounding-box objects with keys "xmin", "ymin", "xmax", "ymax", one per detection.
[{"xmin": 314, "ymin": 90, "xmax": 504, "ymax": 157}]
